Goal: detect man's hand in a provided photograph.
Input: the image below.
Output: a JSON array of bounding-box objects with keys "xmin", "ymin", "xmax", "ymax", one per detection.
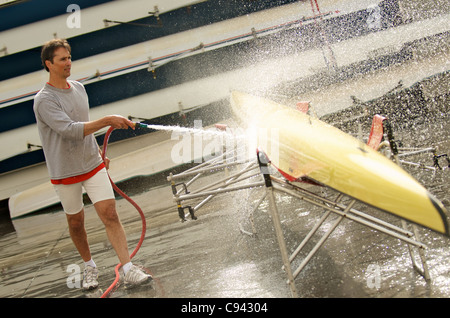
[
  {"xmin": 108, "ymin": 115, "xmax": 135, "ymax": 130},
  {"xmin": 103, "ymin": 156, "xmax": 111, "ymax": 170},
  {"xmin": 98, "ymin": 148, "xmax": 111, "ymax": 169},
  {"xmin": 84, "ymin": 115, "xmax": 135, "ymax": 137}
]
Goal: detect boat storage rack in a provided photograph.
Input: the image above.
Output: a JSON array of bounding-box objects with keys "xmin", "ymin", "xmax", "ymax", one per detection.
[{"xmin": 167, "ymin": 148, "xmax": 432, "ymax": 297}]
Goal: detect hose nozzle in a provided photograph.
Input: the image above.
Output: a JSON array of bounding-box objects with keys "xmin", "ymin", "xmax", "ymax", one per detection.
[{"xmin": 134, "ymin": 122, "xmax": 148, "ymax": 129}]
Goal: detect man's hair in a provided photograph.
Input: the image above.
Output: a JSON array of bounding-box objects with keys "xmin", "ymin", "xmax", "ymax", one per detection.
[{"xmin": 41, "ymin": 39, "xmax": 71, "ymax": 72}]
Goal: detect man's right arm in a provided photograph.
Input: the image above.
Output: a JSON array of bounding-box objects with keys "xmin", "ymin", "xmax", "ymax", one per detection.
[{"xmin": 83, "ymin": 115, "xmax": 135, "ymax": 137}]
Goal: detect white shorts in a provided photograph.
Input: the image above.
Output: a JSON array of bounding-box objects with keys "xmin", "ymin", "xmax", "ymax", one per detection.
[{"xmin": 53, "ymin": 168, "xmax": 115, "ymax": 215}]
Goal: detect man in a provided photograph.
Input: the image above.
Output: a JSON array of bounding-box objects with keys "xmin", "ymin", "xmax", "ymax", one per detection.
[{"xmin": 33, "ymin": 39, "xmax": 151, "ymax": 291}]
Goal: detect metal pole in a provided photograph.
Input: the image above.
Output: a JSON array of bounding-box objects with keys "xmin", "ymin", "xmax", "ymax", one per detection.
[
  {"xmin": 272, "ymin": 182, "xmax": 426, "ymax": 248},
  {"xmin": 176, "ymin": 181, "xmax": 265, "ymax": 201},
  {"xmin": 292, "ymin": 200, "xmax": 355, "ymax": 279},
  {"xmin": 266, "ymin": 185, "xmax": 299, "ymax": 297},
  {"xmin": 256, "ymin": 148, "xmax": 298, "ymax": 297},
  {"xmin": 193, "ymin": 165, "xmax": 260, "ymax": 211},
  {"xmin": 287, "ymin": 194, "xmax": 343, "ymax": 264}
]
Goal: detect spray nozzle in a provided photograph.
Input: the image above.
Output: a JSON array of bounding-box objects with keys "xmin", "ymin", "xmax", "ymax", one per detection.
[{"xmin": 134, "ymin": 122, "xmax": 149, "ymax": 130}]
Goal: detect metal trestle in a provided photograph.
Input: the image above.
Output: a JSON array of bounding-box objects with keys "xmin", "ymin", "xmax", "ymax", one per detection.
[{"xmin": 167, "ymin": 149, "xmax": 431, "ymax": 297}]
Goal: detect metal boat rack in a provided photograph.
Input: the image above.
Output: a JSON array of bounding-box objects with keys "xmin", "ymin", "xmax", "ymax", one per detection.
[
  {"xmin": 167, "ymin": 149, "xmax": 264, "ymax": 222},
  {"xmin": 379, "ymin": 117, "xmax": 449, "ymax": 172},
  {"xmin": 166, "ymin": 147, "xmax": 432, "ymax": 297}
]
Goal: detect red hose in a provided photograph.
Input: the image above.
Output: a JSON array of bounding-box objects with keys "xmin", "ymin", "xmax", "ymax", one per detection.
[{"xmin": 100, "ymin": 126, "xmax": 147, "ymax": 298}]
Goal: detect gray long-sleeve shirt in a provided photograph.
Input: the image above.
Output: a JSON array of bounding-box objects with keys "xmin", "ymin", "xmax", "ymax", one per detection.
[{"xmin": 33, "ymin": 80, "xmax": 102, "ymax": 180}]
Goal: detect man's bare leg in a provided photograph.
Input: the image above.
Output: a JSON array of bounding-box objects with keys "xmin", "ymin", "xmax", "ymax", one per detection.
[
  {"xmin": 94, "ymin": 199, "xmax": 131, "ymax": 266},
  {"xmin": 66, "ymin": 208, "xmax": 92, "ymax": 262},
  {"xmin": 94, "ymin": 198, "xmax": 151, "ymax": 286}
]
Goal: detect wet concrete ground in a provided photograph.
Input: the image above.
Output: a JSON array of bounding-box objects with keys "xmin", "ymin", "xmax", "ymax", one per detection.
[{"xmin": 0, "ymin": 111, "xmax": 449, "ymax": 301}]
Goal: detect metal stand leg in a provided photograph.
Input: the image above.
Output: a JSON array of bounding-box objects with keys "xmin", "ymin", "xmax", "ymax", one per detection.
[
  {"xmin": 287, "ymin": 194, "xmax": 343, "ymax": 266},
  {"xmin": 256, "ymin": 149, "xmax": 298, "ymax": 297},
  {"xmin": 401, "ymin": 220, "xmax": 431, "ymax": 281},
  {"xmin": 265, "ymin": 183, "xmax": 299, "ymax": 297},
  {"xmin": 291, "ymin": 200, "xmax": 355, "ymax": 280},
  {"xmin": 391, "ymin": 140, "xmax": 431, "ymax": 281}
]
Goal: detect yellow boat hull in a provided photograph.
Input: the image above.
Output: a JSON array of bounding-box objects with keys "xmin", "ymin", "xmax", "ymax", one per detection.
[{"xmin": 230, "ymin": 91, "xmax": 449, "ymax": 236}]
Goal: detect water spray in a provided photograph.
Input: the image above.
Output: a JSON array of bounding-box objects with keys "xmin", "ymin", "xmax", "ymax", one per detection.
[{"xmin": 133, "ymin": 122, "xmax": 237, "ymax": 139}]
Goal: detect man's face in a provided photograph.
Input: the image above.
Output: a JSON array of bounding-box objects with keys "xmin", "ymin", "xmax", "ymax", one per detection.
[{"xmin": 46, "ymin": 47, "xmax": 71, "ymax": 78}]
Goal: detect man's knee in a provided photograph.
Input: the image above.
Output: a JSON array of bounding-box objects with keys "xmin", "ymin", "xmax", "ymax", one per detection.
[
  {"xmin": 96, "ymin": 199, "xmax": 120, "ymax": 225},
  {"xmin": 66, "ymin": 210, "xmax": 85, "ymax": 231}
]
